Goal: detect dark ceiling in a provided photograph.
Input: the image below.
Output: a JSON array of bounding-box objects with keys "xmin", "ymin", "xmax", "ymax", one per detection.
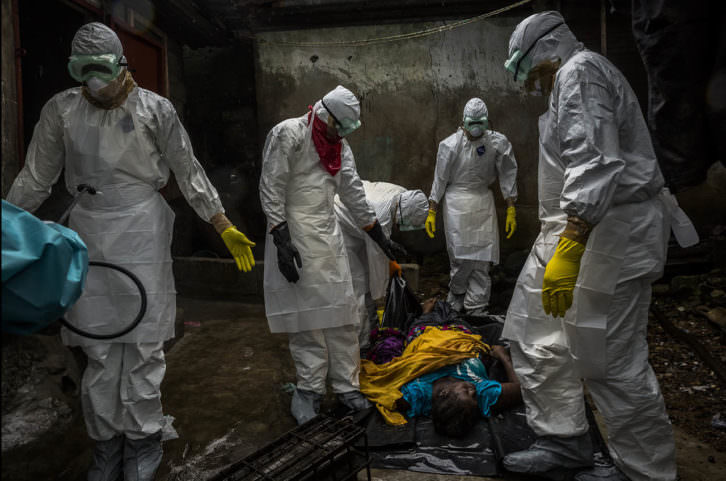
[{"xmin": 146, "ymin": 0, "xmax": 540, "ymax": 47}]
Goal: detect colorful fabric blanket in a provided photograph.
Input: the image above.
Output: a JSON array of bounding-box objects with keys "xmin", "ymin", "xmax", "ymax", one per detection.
[{"xmin": 360, "ymin": 326, "xmax": 489, "ymax": 425}]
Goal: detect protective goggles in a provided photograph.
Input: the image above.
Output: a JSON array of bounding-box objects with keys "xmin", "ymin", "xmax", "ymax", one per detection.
[
  {"xmin": 68, "ymin": 53, "xmax": 125, "ymax": 83},
  {"xmin": 504, "ymin": 50, "xmax": 532, "ymax": 82},
  {"xmin": 397, "ymin": 200, "xmax": 424, "ymax": 231},
  {"xmin": 322, "ymin": 99, "xmax": 361, "ymax": 137},
  {"xmin": 463, "ymin": 115, "xmax": 489, "ymax": 132},
  {"xmin": 505, "ymin": 21, "xmax": 563, "ymax": 82}
]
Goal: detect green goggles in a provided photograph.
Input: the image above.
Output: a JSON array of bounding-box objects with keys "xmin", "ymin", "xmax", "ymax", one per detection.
[
  {"xmin": 336, "ymin": 117, "xmax": 361, "ymax": 137},
  {"xmin": 322, "ymin": 99, "xmax": 361, "ymax": 137},
  {"xmin": 504, "ymin": 50, "xmax": 532, "ymax": 82},
  {"xmin": 505, "ymin": 22, "xmax": 564, "ymax": 83},
  {"xmin": 463, "ymin": 115, "xmax": 489, "ymax": 132},
  {"xmin": 68, "ymin": 53, "xmax": 125, "ymax": 83}
]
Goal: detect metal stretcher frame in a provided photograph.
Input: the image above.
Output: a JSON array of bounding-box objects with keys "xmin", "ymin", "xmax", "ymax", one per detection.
[{"xmin": 209, "ymin": 415, "xmax": 371, "ymax": 481}]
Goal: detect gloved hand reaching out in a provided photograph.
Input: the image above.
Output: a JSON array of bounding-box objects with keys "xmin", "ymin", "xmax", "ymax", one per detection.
[
  {"xmin": 221, "ymin": 227, "xmax": 256, "ymax": 272},
  {"xmin": 365, "ymin": 220, "xmax": 407, "ymax": 261},
  {"xmin": 271, "ymin": 222, "xmax": 302, "ymax": 283},
  {"xmin": 211, "ymin": 212, "xmax": 256, "ymax": 272}
]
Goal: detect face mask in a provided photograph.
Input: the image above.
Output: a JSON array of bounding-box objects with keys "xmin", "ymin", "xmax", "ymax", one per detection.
[
  {"xmin": 467, "ymin": 125, "xmax": 484, "ymax": 137},
  {"xmin": 463, "ymin": 116, "xmax": 488, "ymax": 138},
  {"xmin": 86, "ymin": 77, "xmax": 109, "ymax": 93}
]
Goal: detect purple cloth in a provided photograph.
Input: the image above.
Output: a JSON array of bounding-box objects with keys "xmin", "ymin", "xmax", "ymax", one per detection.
[{"xmin": 367, "ymin": 327, "xmax": 407, "ymax": 364}]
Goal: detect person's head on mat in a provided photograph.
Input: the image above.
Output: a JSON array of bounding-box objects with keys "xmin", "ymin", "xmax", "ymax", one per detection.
[{"xmin": 431, "ymin": 376, "xmax": 479, "ymax": 438}]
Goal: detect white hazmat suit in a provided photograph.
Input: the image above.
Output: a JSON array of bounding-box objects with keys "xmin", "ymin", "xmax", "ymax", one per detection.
[
  {"xmin": 334, "ymin": 181, "xmax": 428, "ymax": 348},
  {"xmin": 260, "ymin": 86, "xmax": 379, "ymax": 424},
  {"xmin": 6, "ymin": 22, "xmax": 242, "ymax": 481},
  {"xmin": 502, "ymin": 11, "xmax": 696, "ymax": 481},
  {"xmin": 429, "ymin": 98, "xmax": 518, "ymax": 314}
]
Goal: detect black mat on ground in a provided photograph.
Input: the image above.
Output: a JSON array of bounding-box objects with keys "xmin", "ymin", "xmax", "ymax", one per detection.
[
  {"xmin": 364, "ymin": 402, "xmax": 609, "ymax": 477},
  {"xmin": 360, "ymin": 312, "xmax": 608, "ymax": 477},
  {"xmin": 364, "ymin": 409, "xmax": 415, "ymax": 449},
  {"xmin": 365, "ymin": 406, "xmax": 536, "ymax": 477}
]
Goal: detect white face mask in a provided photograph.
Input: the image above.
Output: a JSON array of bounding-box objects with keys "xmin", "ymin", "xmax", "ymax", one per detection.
[
  {"xmin": 86, "ymin": 76, "xmax": 109, "ymax": 93},
  {"xmin": 467, "ymin": 125, "xmax": 484, "ymax": 137}
]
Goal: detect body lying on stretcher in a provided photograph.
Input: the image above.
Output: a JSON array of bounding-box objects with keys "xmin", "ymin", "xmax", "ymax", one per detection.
[{"xmin": 360, "ymin": 297, "xmax": 522, "ymax": 438}]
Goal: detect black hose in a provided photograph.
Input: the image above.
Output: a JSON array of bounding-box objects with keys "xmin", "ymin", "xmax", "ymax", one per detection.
[{"xmin": 59, "ymin": 261, "xmax": 147, "ymax": 340}]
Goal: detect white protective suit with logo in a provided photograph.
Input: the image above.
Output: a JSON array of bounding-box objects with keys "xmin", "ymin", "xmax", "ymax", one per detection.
[
  {"xmin": 6, "ymin": 83, "xmax": 223, "ymax": 441},
  {"xmin": 502, "ymin": 12, "xmax": 696, "ymax": 481},
  {"xmin": 334, "ymin": 182, "xmax": 429, "ymax": 347},
  {"xmin": 260, "ymin": 100, "xmax": 375, "ymax": 395},
  {"xmin": 429, "ymin": 106, "xmax": 518, "ymax": 313}
]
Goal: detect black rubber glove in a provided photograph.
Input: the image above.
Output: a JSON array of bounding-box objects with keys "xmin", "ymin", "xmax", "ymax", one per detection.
[
  {"xmin": 365, "ymin": 220, "xmax": 407, "ymax": 261},
  {"xmin": 271, "ymin": 222, "xmax": 302, "ymax": 283}
]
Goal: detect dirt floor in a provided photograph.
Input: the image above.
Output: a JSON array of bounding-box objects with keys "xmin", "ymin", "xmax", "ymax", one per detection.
[
  {"xmin": 36, "ymin": 239, "xmax": 725, "ymax": 480},
  {"xmin": 155, "ymin": 298, "xmax": 534, "ymax": 481},
  {"xmin": 648, "ymin": 275, "xmax": 726, "ymax": 453}
]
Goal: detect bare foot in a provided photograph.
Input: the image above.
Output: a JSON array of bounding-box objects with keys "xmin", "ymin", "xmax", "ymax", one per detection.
[{"xmin": 422, "ymin": 297, "xmax": 438, "ymax": 313}]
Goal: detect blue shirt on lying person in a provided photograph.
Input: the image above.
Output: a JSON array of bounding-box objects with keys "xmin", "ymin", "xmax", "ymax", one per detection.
[{"xmin": 400, "ymin": 357, "xmax": 502, "ymax": 419}]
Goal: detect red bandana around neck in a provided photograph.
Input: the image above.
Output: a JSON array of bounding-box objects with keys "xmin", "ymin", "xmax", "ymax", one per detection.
[{"xmin": 308, "ymin": 106, "xmax": 342, "ymax": 176}]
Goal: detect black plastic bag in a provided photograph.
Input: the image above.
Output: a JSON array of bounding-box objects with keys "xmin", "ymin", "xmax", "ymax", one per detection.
[{"xmin": 380, "ymin": 275, "xmax": 422, "ymax": 332}]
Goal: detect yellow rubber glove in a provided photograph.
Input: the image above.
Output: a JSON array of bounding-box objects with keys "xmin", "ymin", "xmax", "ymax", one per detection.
[
  {"xmin": 542, "ymin": 237, "xmax": 585, "ymax": 318},
  {"xmin": 425, "ymin": 209, "xmax": 437, "ymax": 238},
  {"xmin": 505, "ymin": 206, "xmax": 517, "ymax": 239},
  {"xmin": 221, "ymin": 226, "xmax": 256, "ymax": 272}
]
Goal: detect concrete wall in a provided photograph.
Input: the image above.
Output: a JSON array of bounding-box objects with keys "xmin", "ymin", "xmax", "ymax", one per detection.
[
  {"xmin": 254, "ymin": 16, "xmax": 550, "ymax": 256},
  {"xmin": 1, "ymin": 0, "xmax": 19, "ymax": 197},
  {"xmin": 254, "ymin": 11, "xmax": 726, "ymax": 256}
]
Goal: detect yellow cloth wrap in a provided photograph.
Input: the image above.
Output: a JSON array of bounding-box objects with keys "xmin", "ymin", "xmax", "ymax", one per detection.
[{"xmin": 360, "ymin": 327, "xmax": 490, "ymax": 425}]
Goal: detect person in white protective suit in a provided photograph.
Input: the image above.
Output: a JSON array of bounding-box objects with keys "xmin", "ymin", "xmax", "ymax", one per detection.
[
  {"xmin": 334, "ymin": 181, "xmax": 429, "ymax": 349},
  {"xmin": 426, "ymin": 97, "xmax": 518, "ymax": 316},
  {"xmin": 6, "ymin": 23, "xmax": 256, "ymax": 481},
  {"xmin": 501, "ymin": 11, "xmax": 699, "ymax": 481},
  {"xmin": 259, "ymin": 85, "xmax": 406, "ymax": 425}
]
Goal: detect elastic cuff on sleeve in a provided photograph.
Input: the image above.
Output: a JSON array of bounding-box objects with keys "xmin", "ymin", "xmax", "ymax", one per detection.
[
  {"xmin": 210, "ymin": 212, "xmax": 233, "ymax": 234},
  {"xmin": 560, "ymin": 216, "xmax": 592, "ymax": 244}
]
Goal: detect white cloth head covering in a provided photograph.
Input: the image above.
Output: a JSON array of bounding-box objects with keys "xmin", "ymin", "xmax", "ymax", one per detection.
[
  {"xmin": 463, "ymin": 98, "xmax": 488, "ymax": 120},
  {"xmin": 507, "ymin": 11, "xmax": 582, "ymax": 69},
  {"xmin": 321, "ymin": 85, "xmax": 361, "ymax": 123},
  {"xmin": 71, "ymin": 22, "xmax": 123, "ymax": 57},
  {"xmin": 398, "ymin": 189, "xmax": 429, "ymax": 227}
]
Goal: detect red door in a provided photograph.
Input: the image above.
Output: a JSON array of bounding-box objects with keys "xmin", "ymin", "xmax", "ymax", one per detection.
[{"xmin": 115, "ymin": 27, "xmax": 166, "ymax": 96}]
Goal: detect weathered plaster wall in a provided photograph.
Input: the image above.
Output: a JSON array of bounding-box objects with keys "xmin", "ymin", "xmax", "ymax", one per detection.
[
  {"xmin": 255, "ymin": 16, "xmax": 547, "ymax": 255},
  {"xmin": 254, "ymin": 12, "xmax": 725, "ymax": 255}
]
